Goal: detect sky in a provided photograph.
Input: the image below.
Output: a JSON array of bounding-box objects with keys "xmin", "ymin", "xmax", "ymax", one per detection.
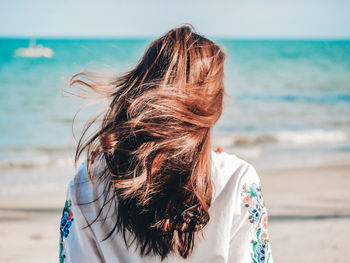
[{"xmin": 0, "ymin": 0, "xmax": 349, "ymax": 39}]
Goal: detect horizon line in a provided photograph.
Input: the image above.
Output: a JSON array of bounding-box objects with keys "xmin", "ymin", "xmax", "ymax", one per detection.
[{"xmin": 1, "ymin": 35, "xmax": 350, "ymax": 41}]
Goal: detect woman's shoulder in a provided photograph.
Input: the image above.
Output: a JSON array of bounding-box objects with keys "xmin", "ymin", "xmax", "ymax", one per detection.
[
  {"xmin": 67, "ymin": 160, "xmax": 94, "ymax": 199},
  {"xmin": 67, "ymin": 159, "xmax": 114, "ymax": 222},
  {"xmin": 211, "ymin": 148, "xmax": 261, "ymax": 201},
  {"xmin": 70, "ymin": 157, "xmax": 108, "ymax": 192}
]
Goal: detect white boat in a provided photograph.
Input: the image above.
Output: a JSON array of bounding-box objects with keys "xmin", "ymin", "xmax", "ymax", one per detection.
[{"xmin": 14, "ymin": 39, "xmax": 54, "ymax": 58}]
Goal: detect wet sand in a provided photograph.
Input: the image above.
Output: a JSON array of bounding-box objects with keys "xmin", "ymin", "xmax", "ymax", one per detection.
[{"xmin": 0, "ymin": 160, "xmax": 349, "ymax": 262}]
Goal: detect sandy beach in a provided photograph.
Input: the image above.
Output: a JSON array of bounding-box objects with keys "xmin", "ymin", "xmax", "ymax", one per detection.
[
  {"xmin": 264, "ymin": 161, "xmax": 350, "ymax": 263},
  {"xmin": 0, "ymin": 154, "xmax": 349, "ymax": 263}
]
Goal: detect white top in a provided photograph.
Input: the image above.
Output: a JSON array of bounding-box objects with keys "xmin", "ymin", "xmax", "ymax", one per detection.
[{"xmin": 59, "ymin": 150, "xmax": 273, "ymax": 263}]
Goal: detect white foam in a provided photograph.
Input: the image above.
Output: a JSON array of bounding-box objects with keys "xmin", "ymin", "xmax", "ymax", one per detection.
[
  {"xmin": 213, "ymin": 129, "xmax": 350, "ymax": 147},
  {"xmin": 0, "ymin": 156, "xmax": 74, "ymax": 170}
]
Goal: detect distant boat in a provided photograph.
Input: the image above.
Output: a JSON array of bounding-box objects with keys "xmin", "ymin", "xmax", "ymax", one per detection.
[{"xmin": 14, "ymin": 39, "xmax": 54, "ymax": 58}]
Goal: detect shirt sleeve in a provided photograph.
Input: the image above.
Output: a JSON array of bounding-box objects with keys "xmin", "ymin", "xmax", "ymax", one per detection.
[
  {"xmin": 59, "ymin": 178, "xmax": 103, "ymax": 263},
  {"xmin": 227, "ymin": 164, "xmax": 273, "ymax": 263}
]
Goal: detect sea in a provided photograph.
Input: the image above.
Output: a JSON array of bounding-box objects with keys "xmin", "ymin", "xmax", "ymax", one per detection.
[{"xmin": 0, "ymin": 38, "xmax": 350, "ymax": 191}]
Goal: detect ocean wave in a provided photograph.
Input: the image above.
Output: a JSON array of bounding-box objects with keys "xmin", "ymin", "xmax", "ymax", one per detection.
[
  {"xmin": 0, "ymin": 156, "xmax": 74, "ymax": 170},
  {"xmin": 1, "ymin": 130, "xmax": 349, "ymax": 170},
  {"xmin": 214, "ymin": 129, "xmax": 350, "ymax": 147},
  {"xmin": 3, "ymin": 145, "xmax": 75, "ymax": 153},
  {"xmin": 236, "ymin": 94, "xmax": 350, "ymax": 103}
]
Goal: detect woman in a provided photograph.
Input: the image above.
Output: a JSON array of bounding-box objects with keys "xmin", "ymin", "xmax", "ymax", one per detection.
[{"xmin": 59, "ymin": 24, "xmax": 273, "ymax": 263}]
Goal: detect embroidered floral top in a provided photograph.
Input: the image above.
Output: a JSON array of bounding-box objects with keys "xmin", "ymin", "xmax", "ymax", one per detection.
[{"xmin": 59, "ymin": 150, "xmax": 273, "ymax": 263}]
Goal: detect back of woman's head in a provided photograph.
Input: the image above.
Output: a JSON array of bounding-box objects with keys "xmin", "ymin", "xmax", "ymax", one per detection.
[{"xmin": 72, "ymin": 23, "xmax": 226, "ymax": 260}]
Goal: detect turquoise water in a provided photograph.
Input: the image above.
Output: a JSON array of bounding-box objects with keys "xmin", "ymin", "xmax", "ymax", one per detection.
[{"xmin": 1, "ymin": 38, "xmax": 350, "ymax": 167}]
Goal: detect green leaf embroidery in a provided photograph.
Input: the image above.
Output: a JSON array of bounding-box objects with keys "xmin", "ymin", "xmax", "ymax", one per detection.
[{"xmin": 256, "ymin": 228, "xmax": 262, "ymax": 244}]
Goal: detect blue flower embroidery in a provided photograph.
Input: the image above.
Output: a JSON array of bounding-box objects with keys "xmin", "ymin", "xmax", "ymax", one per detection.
[
  {"xmin": 59, "ymin": 200, "xmax": 74, "ymax": 263},
  {"xmin": 255, "ymin": 244, "xmax": 266, "ymax": 263}
]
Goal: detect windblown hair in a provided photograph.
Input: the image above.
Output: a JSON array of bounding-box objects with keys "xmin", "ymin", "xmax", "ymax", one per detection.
[{"xmin": 71, "ymin": 24, "xmax": 225, "ymax": 260}]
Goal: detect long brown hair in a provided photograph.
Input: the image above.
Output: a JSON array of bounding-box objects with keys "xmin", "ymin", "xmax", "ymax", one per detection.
[{"xmin": 71, "ymin": 24, "xmax": 225, "ymax": 259}]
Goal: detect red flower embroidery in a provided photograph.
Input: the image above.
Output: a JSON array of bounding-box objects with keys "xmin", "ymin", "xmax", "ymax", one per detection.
[
  {"xmin": 244, "ymin": 195, "xmax": 254, "ymax": 206},
  {"xmin": 263, "ymin": 215, "xmax": 268, "ymax": 229},
  {"xmin": 215, "ymin": 147, "xmax": 223, "ymax": 153}
]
